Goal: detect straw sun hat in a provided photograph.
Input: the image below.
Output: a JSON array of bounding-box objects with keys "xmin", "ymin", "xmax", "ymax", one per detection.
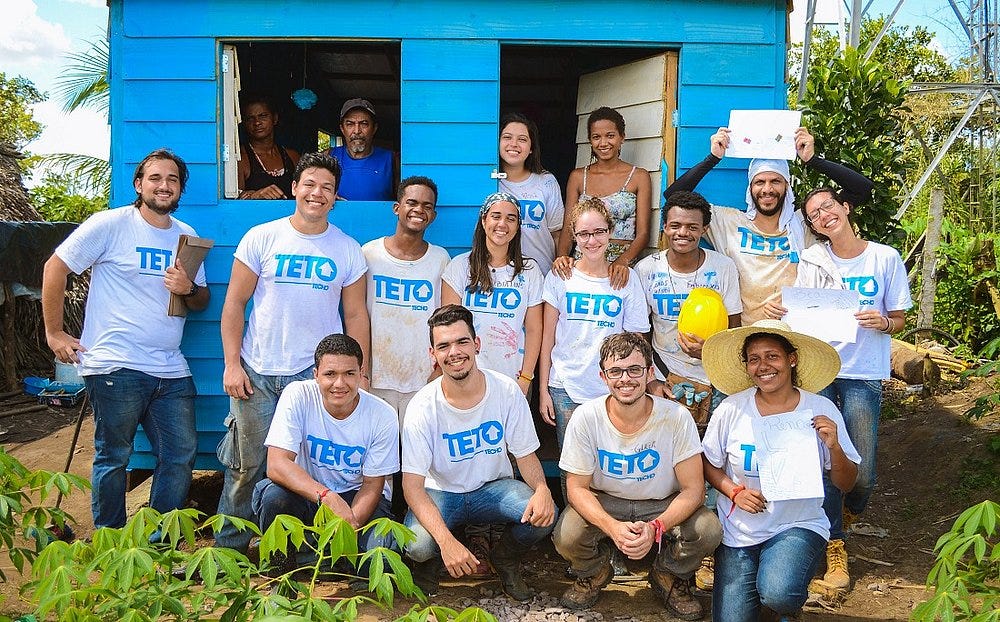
[{"xmin": 702, "ymin": 320, "xmax": 841, "ymax": 395}]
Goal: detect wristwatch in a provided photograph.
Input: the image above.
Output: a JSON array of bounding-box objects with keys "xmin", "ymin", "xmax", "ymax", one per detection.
[{"xmin": 183, "ymin": 282, "xmax": 200, "ymax": 297}]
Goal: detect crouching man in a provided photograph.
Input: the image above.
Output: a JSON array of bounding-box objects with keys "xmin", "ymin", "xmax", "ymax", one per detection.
[
  {"xmin": 402, "ymin": 305, "xmax": 556, "ymax": 600},
  {"xmin": 553, "ymin": 333, "xmax": 722, "ymax": 620},
  {"xmin": 253, "ymin": 334, "xmax": 399, "ymax": 560}
]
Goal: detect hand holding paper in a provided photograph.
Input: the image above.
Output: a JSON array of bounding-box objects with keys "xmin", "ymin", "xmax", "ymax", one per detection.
[
  {"xmin": 750, "ymin": 409, "xmax": 824, "ymax": 501},
  {"xmin": 726, "ymin": 110, "xmax": 803, "ymax": 160},
  {"xmin": 782, "ymin": 286, "xmax": 860, "ymax": 344}
]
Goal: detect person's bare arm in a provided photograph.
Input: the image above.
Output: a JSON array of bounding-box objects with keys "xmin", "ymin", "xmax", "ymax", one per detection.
[
  {"xmin": 517, "ymin": 304, "xmax": 543, "ymax": 395},
  {"xmin": 221, "ymin": 259, "xmax": 258, "ymax": 400},
  {"xmin": 703, "ymin": 456, "xmax": 767, "ymax": 514},
  {"xmin": 556, "ymin": 168, "xmax": 584, "ymax": 257},
  {"xmin": 538, "ymin": 302, "xmax": 559, "ymax": 426},
  {"xmin": 350, "ymin": 475, "xmax": 389, "ymax": 527},
  {"xmin": 513, "ymin": 452, "xmax": 555, "ymax": 527},
  {"xmin": 813, "ymin": 415, "xmax": 859, "ymax": 493},
  {"xmin": 651, "ymin": 454, "xmax": 705, "ymax": 530},
  {"xmin": 402, "ymin": 472, "xmax": 479, "ymax": 578},
  {"xmin": 342, "ymin": 277, "xmax": 372, "ymax": 390},
  {"xmin": 164, "ymin": 261, "xmax": 209, "ymax": 311},
  {"xmin": 266, "ymin": 446, "xmax": 357, "ymax": 526},
  {"xmin": 42, "ymin": 255, "xmax": 84, "ymax": 363},
  {"xmin": 440, "ymin": 282, "xmax": 461, "ymax": 307}
]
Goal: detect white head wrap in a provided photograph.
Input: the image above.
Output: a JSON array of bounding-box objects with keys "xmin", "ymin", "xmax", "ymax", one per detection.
[{"xmin": 744, "ymin": 158, "xmax": 805, "ymax": 255}]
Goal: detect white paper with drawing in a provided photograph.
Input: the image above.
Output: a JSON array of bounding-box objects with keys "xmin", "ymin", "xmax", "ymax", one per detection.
[
  {"xmin": 725, "ymin": 110, "xmax": 802, "ymax": 160},
  {"xmin": 751, "ymin": 409, "xmax": 823, "ymax": 501},
  {"xmin": 782, "ymin": 286, "xmax": 859, "ymax": 344}
]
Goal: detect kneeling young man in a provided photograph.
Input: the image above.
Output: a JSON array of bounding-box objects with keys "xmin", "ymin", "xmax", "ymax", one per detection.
[
  {"xmin": 553, "ymin": 333, "xmax": 722, "ymax": 620},
  {"xmin": 254, "ymin": 334, "xmax": 399, "ymax": 559},
  {"xmin": 402, "ymin": 304, "xmax": 556, "ymax": 600}
]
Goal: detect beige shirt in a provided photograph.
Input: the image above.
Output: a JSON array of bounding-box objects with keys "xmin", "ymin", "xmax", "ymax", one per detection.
[{"xmin": 705, "ymin": 205, "xmax": 815, "ymax": 325}]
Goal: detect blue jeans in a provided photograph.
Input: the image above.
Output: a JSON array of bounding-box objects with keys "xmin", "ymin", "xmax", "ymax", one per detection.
[
  {"xmin": 713, "ymin": 527, "xmax": 826, "ymax": 622},
  {"xmin": 548, "ymin": 386, "xmax": 580, "ymax": 502},
  {"xmin": 403, "ymin": 479, "xmax": 556, "ymax": 562},
  {"xmin": 216, "ymin": 361, "xmax": 313, "ymax": 550},
  {"xmin": 820, "ymin": 378, "xmax": 882, "ymax": 540},
  {"xmin": 252, "ymin": 478, "xmax": 398, "ymax": 555},
  {"xmin": 84, "ymin": 369, "xmax": 196, "ymax": 529}
]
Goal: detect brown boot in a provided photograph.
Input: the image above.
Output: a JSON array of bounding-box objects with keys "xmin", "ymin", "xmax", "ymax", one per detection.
[
  {"xmin": 649, "ymin": 568, "xmax": 703, "ymax": 621},
  {"xmin": 489, "ymin": 533, "xmax": 534, "ymax": 602},
  {"xmin": 694, "ymin": 555, "xmax": 714, "ymax": 591},
  {"xmin": 822, "ymin": 539, "xmax": 850, "ymax": 589},
  {"xmin": 559, "ymin": 562, "xmax": 613, "ymax": 610}
]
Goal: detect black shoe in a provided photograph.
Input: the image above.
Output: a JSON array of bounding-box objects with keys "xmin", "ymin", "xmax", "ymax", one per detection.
[{"xmin": 411, "ymin": 558, "xmax": 442, "ymax": 598}]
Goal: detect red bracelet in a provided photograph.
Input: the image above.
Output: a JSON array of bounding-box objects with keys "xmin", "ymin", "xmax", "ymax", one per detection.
[
  {"xmin": 649, "ymin": 519, "xmax": 665, "ymax": 553},
  {"xmin": 317, "ymin": 488, "xmax": 331, "ymax": 504},
  {"xmin": 729, "ymin": 485, "xmax": 746, "ymax": 502}
]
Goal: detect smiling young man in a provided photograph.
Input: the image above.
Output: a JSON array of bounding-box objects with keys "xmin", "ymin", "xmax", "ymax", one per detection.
[
  {"xmin": 401, "ymin": 304, "xmax": 556, "ymax": 601},
  {"xmin": 552, "ymin": 333, "xmax": 721, "ymax": 620},
  {"xmin": 42, "ymin": 149, "xmax": 209, "ymax": 529},
  {"xmin": 253, "ymin": 334, "xmax": 398, "ymax": 559},
  {"xmin": 362, "ymin": 176, "xmax": 450, "ymax": 420},
  {"xmin": 328, "ymin": 98, "xmax": 399, "ymax": 201},
  {"xmin": 217, "ymin": 151, "xmax": 372, "ymax": 552}
]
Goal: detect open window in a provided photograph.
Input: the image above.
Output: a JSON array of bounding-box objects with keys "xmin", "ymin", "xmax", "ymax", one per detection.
[{"xmin": 221, "ymin": 40, "xmax": 401, "ymax": 199}]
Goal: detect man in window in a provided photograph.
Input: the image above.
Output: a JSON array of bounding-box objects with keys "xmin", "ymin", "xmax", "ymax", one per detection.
[
  {"xmin": 328, "ymin": 98, "xmax": 398, "ymax": 201},
  {"xmin": 216, "ymin": 151, "xmax": 372, "ymax": 553}
]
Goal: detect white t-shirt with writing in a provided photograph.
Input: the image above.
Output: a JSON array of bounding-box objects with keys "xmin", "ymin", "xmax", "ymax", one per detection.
[
  {"xmin": 402, "ymin": 369, "xmax": 540, "ymax": 493},
  {"xmin": 500, "ymin": 172, "xmax": 564, "ymax": 273},
  {"xmin": 235, "ymin": 218, "xmax": 367, "ymax": 376},
  {"xmin": 829, "ymin": 243, "xmax": 912, "ymax": 379},
  {"xmin": 442, "ymin": 253, "xmax": 544, "ymax": 378},
  {"xmin": 543, "ymin": 268, "xmax": 651, "ymax": 403},
  {"xmin": 55, "ymin": 206, "xmax": 207, "ymax": 378},
  {"xmin": 702, "ymin": 388, "xmax": 861, "ymax": 547},
  {"xmin": 706, "ymin": 206, "xmax": 815, "ymax": 325},
  {"xmin": 560, "ymin": 395, "xmax": 703, "ymax": 500},
  {"xmin": 363, "ymin": 237, "xmax": 450, "ymax": 393},
  {"xmin": 634, "ymin": 249, "xmax": 742, "ymax": 384},
  {"xmin": 264, "ymin": 380, "xmax": 399, "ymax": 500}
]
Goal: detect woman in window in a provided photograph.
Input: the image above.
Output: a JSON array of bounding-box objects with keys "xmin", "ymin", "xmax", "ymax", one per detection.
[{"xmin": 238, "ymin": 94, "xmax": 300, "ymax": 199}]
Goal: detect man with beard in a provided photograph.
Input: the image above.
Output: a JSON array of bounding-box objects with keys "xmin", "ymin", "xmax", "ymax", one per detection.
[
  {"xmin": 401, "ymin": 304, "xmax": 556, "ymax": 601},
  {"xmin": 328, "ymin": 98, "xmax": 398, "ymax": 201},
  {"xmin": 217, "ymin": 151, "xmax": 371, "ymax": 552},
  {"xmin": 552, "ymin": 333, "xmax": 721, "ymax": 620},
  {"xmin": 42, "ymin": 148, "xmax": 210, "ymax": 529},
  {"xmin": 664, "ymin": 128, "xmax": 867, "ymax": 325}
]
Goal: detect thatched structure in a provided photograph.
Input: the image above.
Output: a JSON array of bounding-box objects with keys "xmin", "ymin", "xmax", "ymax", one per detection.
[{"xmin": 0, "ymin": 143, "xmax": 86, "ymax": 391}]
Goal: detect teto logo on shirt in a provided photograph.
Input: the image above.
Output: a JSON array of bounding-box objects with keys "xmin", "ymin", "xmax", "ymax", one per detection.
[
  {"xmin": 597, "ymin": 448, "xmax": 660, "ymax": 481},
  {"xmin": 739, "ymin": 443, "xmax": 760, "ymax": 476},
  {"xmin": 306, "ymin": 435, "xmax": 366, "ymax": 474},
  {"xmin": 566, "ymin": 292, "xmax": 622, "ymax": 327},
  {"xmin": 136, "ymin": 247, "xmax": 173, "ymax": 276},
  {"xmin": 519, "ymin": 199, "xmax": 545, "ymax": 230},
  {"xmin": 841, "ymin": 276, "xmax": 879, "ymax": 305},
  {"xmin": 652, "ymin": 293, "xmax": 687, "ymax": 319},
  {"xmin": 736, "ymin": 227, "xmax": 799, "ymax": 263},
  {"xmin": 274, "ymin": 254, "xmax": 339, "ymax": 290},
  {"xmin": 372, "ymin": 275, "xmax": 434, "ymax": 311},
  {"xmin": 442, "ymin": 420, "xmax": 505, "ymax": 461},
  {"xmin": 463, "ymin": 288, "xmax": 522, "ymax": 319}
]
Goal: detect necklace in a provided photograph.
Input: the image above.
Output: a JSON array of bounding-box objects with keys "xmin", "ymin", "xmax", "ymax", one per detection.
[
  {"xmin": 249, "ymin": 144, "xmax": 285, "ymax": 177},
  {"xmin": 664, "ymin": 249, "xmax": 704, "ymax": 295}
]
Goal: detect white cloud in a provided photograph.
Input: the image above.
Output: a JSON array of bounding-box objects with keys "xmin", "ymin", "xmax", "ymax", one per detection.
[
  {"xmin": 61, "ymin": 0, "xmax": 107, "ymax": 7},
  {"xmin": 0, "ymin": 0, "xmax": 72, "ymax": 64},
  {"xmin": 27, "ymin": 100, "xmax": 109, "ymax": 160}
]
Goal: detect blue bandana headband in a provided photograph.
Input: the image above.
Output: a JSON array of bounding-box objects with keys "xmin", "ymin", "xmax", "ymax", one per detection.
[{"xmin": 480, "ymin": 191, "xmax": 521, "ymax": 217}]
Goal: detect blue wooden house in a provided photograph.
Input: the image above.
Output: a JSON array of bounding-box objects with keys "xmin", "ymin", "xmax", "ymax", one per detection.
[{"xmin": 108, "ymin": 0, "xmax": 792, "ymax": 470}]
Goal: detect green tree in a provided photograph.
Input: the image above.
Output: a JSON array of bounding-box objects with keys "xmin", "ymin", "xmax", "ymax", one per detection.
[
  {"xmin": 0, "ymin": 73, "xmax": 44, "ymax": 149},
  {"xmin": 30, "ymin": 171, "xmax": 107, "ymax": 223}
]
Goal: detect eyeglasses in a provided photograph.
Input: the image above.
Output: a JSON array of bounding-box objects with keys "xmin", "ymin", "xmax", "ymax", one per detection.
[
  {"xmin": 602, "ymin": 365, "xmax": 647, "ymax": 379},
  {"xmin": 574, "ymin": 228, "xmax": 610, "ymax": 242},
  {"xmin": 805, "ymin": 199, "xmax": 838, "ymax": 224}
]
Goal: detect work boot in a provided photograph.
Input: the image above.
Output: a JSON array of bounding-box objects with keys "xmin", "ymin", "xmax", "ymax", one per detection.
[
  {"xmin": 823, "ymin": 539, "xmax": 850, "ymax": 589},
  {"xmin": 560, "ymin": 561, "xmax": 613, "ymax": 610},
  {"xmin": 609, "ymin": 548, "xmax": 629, "ymax": 576},
  {"xmin": 694, "ymin": 555, "xmax": 714, "ymax": 591},
  {"xmin": 649, "ymin": 568, "xmax": 703, "ymax": 621},
  {"xmin": 410, "ymin": 557, "xmax": 442, "ymax": 598},
  {"xmin": 489, "ymin": 533, "xmax": 534, "ymax": 602},
  {"xmin": 843, "ymin": 508, "xmax": 860, "ymax": 533}
]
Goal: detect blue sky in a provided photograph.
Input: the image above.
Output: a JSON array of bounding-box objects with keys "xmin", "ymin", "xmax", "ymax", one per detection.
[{"xmin": 1, "ymin": 0, "xmax": 971, "ymax": 189}]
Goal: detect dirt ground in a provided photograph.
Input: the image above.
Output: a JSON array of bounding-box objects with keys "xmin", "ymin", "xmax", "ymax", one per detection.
[{"xmin": 2, "ymin": 376, "xmax": 998, "ymax": 621}]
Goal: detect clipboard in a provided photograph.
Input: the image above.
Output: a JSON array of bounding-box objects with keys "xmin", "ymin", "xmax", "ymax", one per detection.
[{"xmin": 168, "ymin": 234, "xmax": 214, "ymax": 317}]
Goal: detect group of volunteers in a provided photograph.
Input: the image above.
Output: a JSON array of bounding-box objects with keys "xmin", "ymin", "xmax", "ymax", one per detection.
[{"xmin": 41, "ymin": 96, "xmax": 911, "ymax": 622}]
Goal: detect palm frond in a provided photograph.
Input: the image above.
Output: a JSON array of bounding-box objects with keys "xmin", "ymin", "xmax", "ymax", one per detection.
[
  {"xmin": 55, "ymin": 35, "xmax": 109, "ymax": 115},
  {"xmin": 39, "ymin": 152, "xmax": 111, "ymax": 198}
]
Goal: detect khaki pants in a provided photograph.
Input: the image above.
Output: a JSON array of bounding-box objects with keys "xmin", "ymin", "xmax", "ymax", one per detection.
[{"xmin": 552, "ymin": 491, "xmax": 722, "ymax": 579}]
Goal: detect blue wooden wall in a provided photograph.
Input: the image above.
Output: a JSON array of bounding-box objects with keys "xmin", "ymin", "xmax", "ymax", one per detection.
[{"xmin": 109, "ymin": 0, "xmax": 788, "ymax": 469}]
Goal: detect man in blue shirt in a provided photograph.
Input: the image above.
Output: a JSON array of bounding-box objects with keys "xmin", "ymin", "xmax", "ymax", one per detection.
[{"xmin": 328, "ymin": 98, "xmax": 398, "ymax": 201}]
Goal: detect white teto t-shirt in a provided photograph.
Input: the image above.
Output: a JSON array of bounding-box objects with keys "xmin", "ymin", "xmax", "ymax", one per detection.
[
  {"xmin": 442, "ymin": 253, "xmax": 544, "ymax": 378},
  {"xmin": 55, "ymin": 206, "xmax": 207, "ymax": 378},
  {"xmin": 363, "ymin": 237, "xmax": 450, "ymax": 393},
  {"xmin": 235, "ymin": 218, "xmax": 367, "ymax": 376},
  {"xmin": 543, "ymin": 268, "xmax": 651, "ymax": 403},
  {"xmin": 264, "ymin": 380, "xmax": 399, "ymax": 500},
  {"xmin": 634, "ymin": 249, "xmax": 742, "ymax": 384},
  {"xmin": 702, "ymin": 388, "xmax": 861, "ymax": 547},
  {"xmin": 560, "ymin": 395, "xmax": 703, "ymax": 500},
  {"xmin": 828, "ymin": 242, "xmax": 913, "ymax": 379},
  {"xmin": 402, "ymin": 369, "xmax": 540, "ymax": 493},
  {"xmin": 500, "ymin": 172, "xmax": 564, "ymax": 273}
]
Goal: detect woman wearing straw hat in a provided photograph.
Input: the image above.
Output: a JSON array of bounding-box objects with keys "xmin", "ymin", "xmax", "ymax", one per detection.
[{"xmin": 700, "ymin": 320, "xmax": 860, "ymax": 622}]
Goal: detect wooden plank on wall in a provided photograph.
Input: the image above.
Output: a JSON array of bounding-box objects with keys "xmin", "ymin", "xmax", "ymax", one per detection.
[
  {"xmin": 122, "ymin": 80, "xmax": 216, "ymax": 122},
  {"xmin": 120, "ymin": 37, "xmax": 216, "ymax": 80},
  {"xmin": 401, "ymin": 39, "xmax": 499, "ymax": 80},
  {"xmin": 680, "ymin": 43, "xmax": 777, "ymax": 87},
  {"xmin": 121, "ymin": 122, "xmax": 217, "ymax": 164},
  {"xmin": 577, "ymin": 54, "xmax": 667, "ymax": 113},
  {"xmin": 402, "ymin": 81, "xmax": 499, "ymax": 123}
]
